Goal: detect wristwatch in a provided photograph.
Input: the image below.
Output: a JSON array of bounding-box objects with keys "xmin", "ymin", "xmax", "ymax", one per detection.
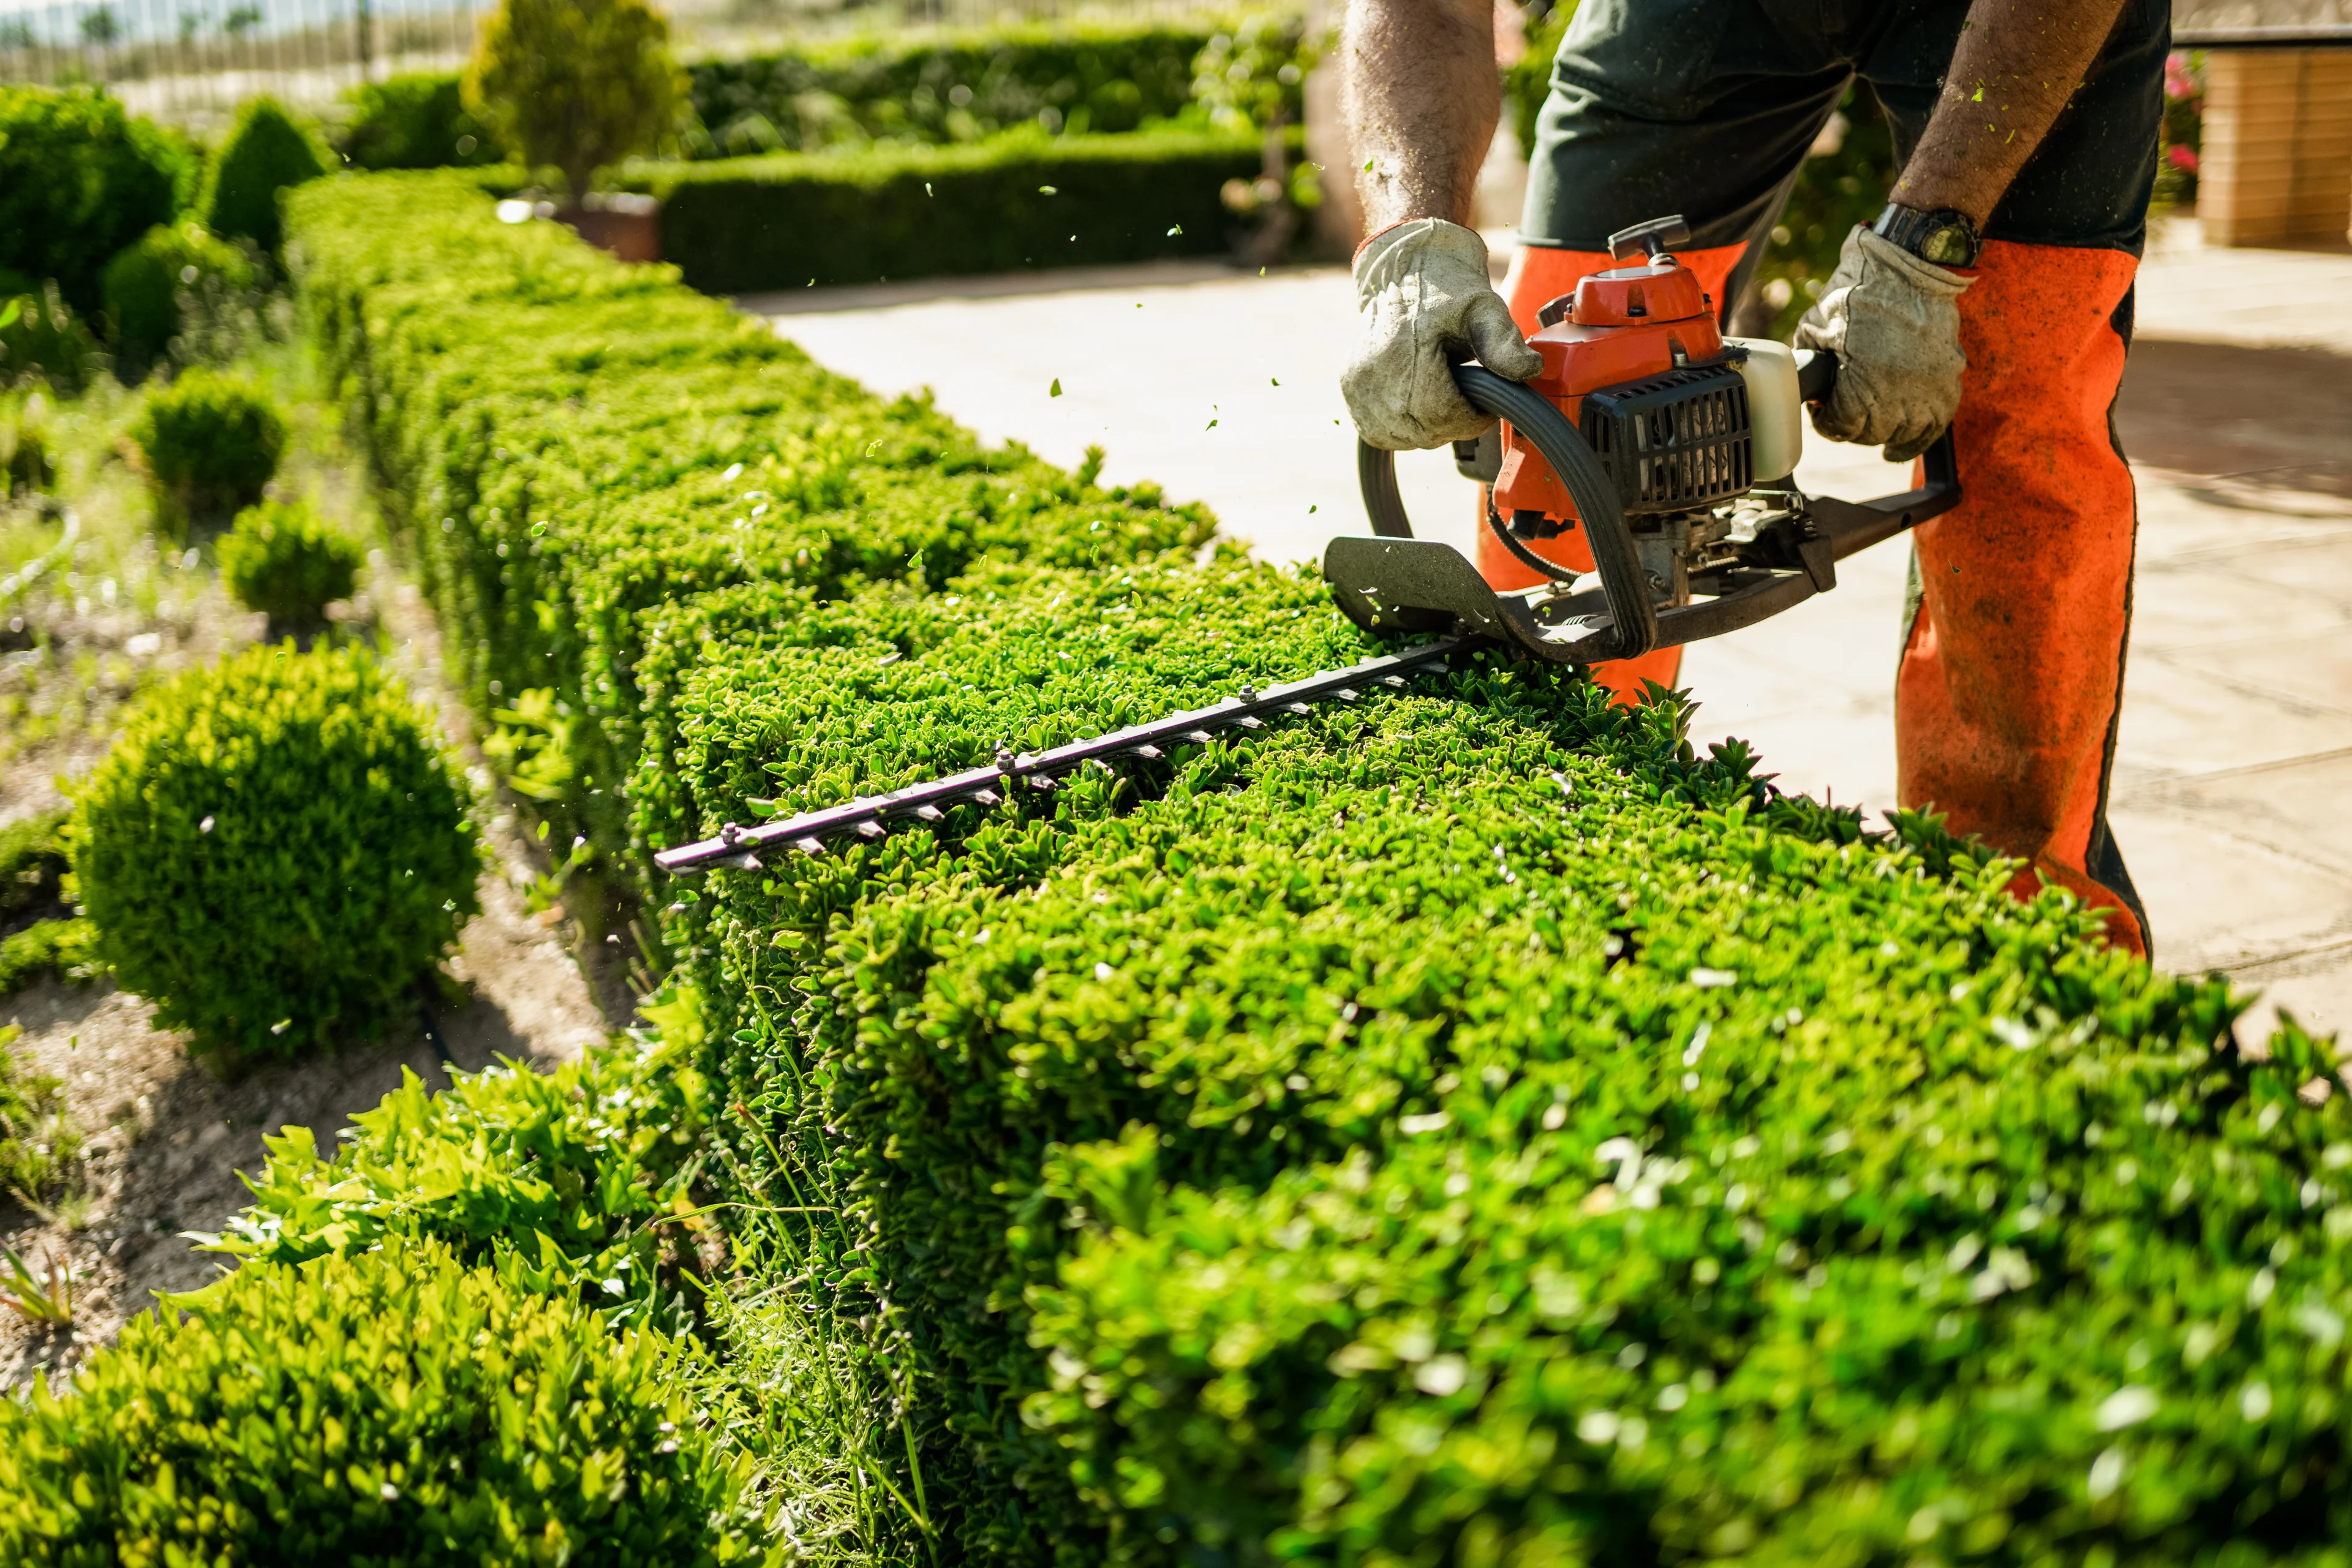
[{"xmin": 1871, "ymin": 203, "xmax": 1981, "ymax": 267}]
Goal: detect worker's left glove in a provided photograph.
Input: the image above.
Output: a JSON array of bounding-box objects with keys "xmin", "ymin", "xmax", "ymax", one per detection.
[
  {"xmin": 1793, "ymin": 226, "xmax": 1972, "ymax": 463},
  {"xmin": 1343, "ymin": 218, "xmax": 1544, "ymax": 451}
]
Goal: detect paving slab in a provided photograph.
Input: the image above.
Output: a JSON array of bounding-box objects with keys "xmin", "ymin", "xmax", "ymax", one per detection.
[{"xmin": 747, "ymin": 220, "xmax": 2352, "ymax": 1030}]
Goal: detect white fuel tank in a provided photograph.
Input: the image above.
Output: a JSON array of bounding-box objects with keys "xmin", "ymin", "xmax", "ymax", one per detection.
[{"xmin": 1724, "ymin": 337, "xmax": 1803, "ymax": 486}]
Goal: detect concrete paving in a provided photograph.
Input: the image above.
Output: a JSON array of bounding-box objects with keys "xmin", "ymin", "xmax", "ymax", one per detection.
[{"xmin": 747, "ymin": 220, "xmax": 2352, "ymax": 1042}]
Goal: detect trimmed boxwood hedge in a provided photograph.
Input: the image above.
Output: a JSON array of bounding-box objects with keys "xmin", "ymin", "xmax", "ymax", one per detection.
[{"xmin": 283, "ymin": 172, "xmax": 2348, "ymax": 1568}]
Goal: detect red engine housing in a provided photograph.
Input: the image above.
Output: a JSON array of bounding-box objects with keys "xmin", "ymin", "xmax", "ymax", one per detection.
[{"xmin": 1490, "ymin": 254, "xmax": 1724, "ymax": 524}]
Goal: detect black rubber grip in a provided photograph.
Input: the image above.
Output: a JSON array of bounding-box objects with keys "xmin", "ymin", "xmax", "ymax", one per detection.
[{"xmin": 1355, "ymin": 366, "xmax": 1657, "ymax": 663}]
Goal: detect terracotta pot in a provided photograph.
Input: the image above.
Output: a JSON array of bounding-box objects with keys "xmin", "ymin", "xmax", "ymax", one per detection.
[{"xmin": 558, "ymin": 196, "xmax": 662, "ymax": 263}]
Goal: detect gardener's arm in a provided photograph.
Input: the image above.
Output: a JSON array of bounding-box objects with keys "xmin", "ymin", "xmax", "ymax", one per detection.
[
  {"xmin": 1796, "ymin": 0, "xmax": 2133, "ymax": 460},
  {"xmin": 1336, "ymin": 0, "xmax": 1541, "ymax": 451},
  {"xmin": 1897, "ymin": 0, "xmax": 2136, "ymax": 222}
]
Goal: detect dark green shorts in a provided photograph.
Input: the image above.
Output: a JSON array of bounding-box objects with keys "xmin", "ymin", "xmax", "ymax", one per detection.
[{"xmin": 1522, "ymin": 0, "xmax": 2169, "ymax": 261}]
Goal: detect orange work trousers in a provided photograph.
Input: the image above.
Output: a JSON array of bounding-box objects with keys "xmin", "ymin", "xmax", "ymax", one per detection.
[{"xmin": 1491, "ymin": 240, "xmax": 2149, "ymax": 954}]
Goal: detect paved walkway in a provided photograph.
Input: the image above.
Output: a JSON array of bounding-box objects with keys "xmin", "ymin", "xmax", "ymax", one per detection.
[{"xmin": 748, "ymin": 221, "xmax": 2352, "ymax": 1043}]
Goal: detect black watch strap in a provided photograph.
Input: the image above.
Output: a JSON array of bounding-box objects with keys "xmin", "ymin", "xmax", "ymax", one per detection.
[{"xmin": 1871, "ymin": 203, "xmax": 1981, "ymax": 267}]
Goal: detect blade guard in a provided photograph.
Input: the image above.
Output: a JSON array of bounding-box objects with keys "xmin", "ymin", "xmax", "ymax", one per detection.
[{"xmin": 1333, "ymin": 354, "xmax": 1959, "ymax": 665}]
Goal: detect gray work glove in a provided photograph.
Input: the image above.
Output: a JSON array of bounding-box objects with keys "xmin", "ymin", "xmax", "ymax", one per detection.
[
  {"xmin": 1793, "ymin": 226, "xmax": 1973, "ymax": 463},
  {"xmin": 1343, "ymin": 218, "xmax": 1544, "ymax": 451}
]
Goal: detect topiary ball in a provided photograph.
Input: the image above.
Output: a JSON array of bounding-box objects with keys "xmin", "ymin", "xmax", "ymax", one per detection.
[
  {"xmin": 198, "ymin": 97, "xmax": 330, "ymax": 255},
  {"xmin": 130, "ymin": 368, "xmax": 285, "ymax": 536},
  {"xmin": 218, "ymin": 499, "xmax": 363, "ymax": 624},
  {"xmin": 99, "ymin": 221, "xmax": 255, "ymax": 374},
  {"xmin": 71, "ymin": 642, "xmax": 483, "ymax": 1059},
  {"xmin": 0, "ymin": 1240, "xmax": 756, "ymax": 1563}
]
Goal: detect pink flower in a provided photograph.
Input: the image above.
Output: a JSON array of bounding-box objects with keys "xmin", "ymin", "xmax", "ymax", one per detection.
[{"xmin": 2167, "ymin": 144, "xmax": 2199, "ymax": 173}]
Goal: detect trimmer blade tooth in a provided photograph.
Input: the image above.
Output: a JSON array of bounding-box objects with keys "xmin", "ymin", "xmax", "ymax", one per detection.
[
  {"xmin": 911, "ymin": 804, "xmax": 945, "ymax": 822},
  {"xmin": 968, "ymin": 788, "xmax": 1002, "ymax": 807},
  {"xmin": 1378, "ymin": 674, "xmax": 1408, "ymax": 688},
  {"xmin": 793, "ymin": 837, "xmax": 826, "ymax": 858},
  {"xmin": 1129, "ymin": 744, "xmax": 1164, "ymax": 761},
  {"xmin": 1234, "ymin": 715, "xmax": 1265, "ymax": 730},
  {"xmin": 1182, "ymin": 729, "xmax": 1214, "ymax": 745},
  {"xmin": 855, "ymin": 821, "xmax": 889, "ymax": 840},
  {"xmin": 1332, "ymin": 688, "xmax": 1360, "ymax": 702},
  {"xmin": 1280, "ymin": 701, "xmax": 1311, "ymax": 716},
  {"xmin": 1029, "ymin": 774, "xmax": 1058, "ymax": 792}
]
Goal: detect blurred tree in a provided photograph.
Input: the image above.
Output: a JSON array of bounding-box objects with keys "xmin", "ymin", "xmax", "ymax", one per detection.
[{"xmin": 464, "ymin": 0, "xmax": 684, "ymax": 208}]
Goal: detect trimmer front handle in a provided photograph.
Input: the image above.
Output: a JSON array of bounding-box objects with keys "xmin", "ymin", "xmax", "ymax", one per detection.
[{"xmin": 1335, "ymin": 352, "xmax": 1960, "ymax": 666}]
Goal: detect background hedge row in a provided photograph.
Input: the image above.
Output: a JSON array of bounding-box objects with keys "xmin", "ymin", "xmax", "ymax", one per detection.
[
  {"xmin": 630, "ymin": 126, "xmax": 1283, "ymax": 294},
  {"xmin": 278, "ymin": 170, "xmax": 2352, "ymax": 1568}
]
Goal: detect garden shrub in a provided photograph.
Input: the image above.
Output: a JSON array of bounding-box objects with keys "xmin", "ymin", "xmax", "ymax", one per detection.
[
  {"xmin": 196, "ymin": 1011, "xmax": 714, "ymax": 1327},
  {"xmin": 639, "ymin": 125, "xmax": 1288, "ymax": 294},
  {"xmin": 0, "ymin": 285, "xmax": 100, "ymax": 396},
  {"xmin": 130, "ymin": 367, "xmax": 285, "ymax": 533},
  {"xmin": 0, "ymin": 809, "xmax": 69, "ymax": 923},
  {"xmin": 0, "ymin": 1239, "xmax": 772, "ymax": 1565},
  {"xmin": 198, "ymin": 97, "xmax": 331, "ymax": 256},
  {"xmin": 0, "ymin": 810, "xmax": 89, "ymax": 999},
  {"xmin": 217, "ymin": 497, "xmax": 364, "ymax": 623},
  {"xmin": 0, "ymin": 1023, "xmax": 80, "ymax": 1209},
  {"xmin": 0, "ymin": 86, "xmax": 192, "ymax": 317},
  {"xmin": 98, "ymin": 221, "xmax": 257, "ymax": 375},
  {"xmin": 2, "ymin": 394, "xmax": 55, "ymax": 494},
  {"xmin": 340, "ymin": 70, "xmax": 507, "ymax": 170},
  {"xmin": 288, "ymin": 171, "xmax": 2337, "ymax": 1568},
  {"xmin": 464, "ymin": 0, "xmax": 685, "ymax": 206},
  {"xmin": 70, "ymin": 641, "xmax": 483, "ymax": 1059},
  {"xmin": 0, "ymin": 918, "xmax": 94, "ymax": 998}
]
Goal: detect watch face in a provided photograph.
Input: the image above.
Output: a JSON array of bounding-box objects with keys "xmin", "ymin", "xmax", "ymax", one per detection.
[{"xmin": 1919, "ymin": 225, "xmax": 1975, "ymax": 265}]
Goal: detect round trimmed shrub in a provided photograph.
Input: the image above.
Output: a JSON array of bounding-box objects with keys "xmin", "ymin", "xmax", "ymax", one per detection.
[
  {"xmin": 0, "ymin": 1241, "xmax": 761, "ymax": 1564},
  {"xmin": 130, "ymin": 368, "xmax": 285, "ymax": 535},
  {"xmin": 71, "ymin": 642, "xmax": 484, "ymax": 1058},
  {"xmin": 218, "ymin": 499, "xmax": 364, "ymax": 624},
  {"xmin": 199, "ymin": 97, "xmax": 331, "ymax": 255},
  {"xmin": 99, "ymin": 222, "xmax": 256, "ymax": 374},
  {"xmin": 0, "ymin": 86, "xmax": 191, "ymax": 318}
]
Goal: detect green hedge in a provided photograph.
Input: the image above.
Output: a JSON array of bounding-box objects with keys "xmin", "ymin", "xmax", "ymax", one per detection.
[
  {"xmin": 289, "ymin": 169, "xmax": 1208, "ymax": 867},
  {"xmin": 633, "ymin": 126, "xmax": 1276, "ymax": 293},
  {"xmin": 0, "ymin": 1240, "xmax": 768, "ymax": 1564},
  {"xmin": 285, "ymin": 172, "xmax": 2348, "ymax": 1568}
]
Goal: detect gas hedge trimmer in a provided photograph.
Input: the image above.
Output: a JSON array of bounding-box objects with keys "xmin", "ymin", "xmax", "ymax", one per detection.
[{"xmin": 657, "ymin": 216, "xmax": 1958, "ymax": 875}]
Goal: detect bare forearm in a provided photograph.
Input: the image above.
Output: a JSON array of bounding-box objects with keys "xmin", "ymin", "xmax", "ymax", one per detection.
[
  {"xmin": 1341, "ymin": 0, "xmax": 1499, "ymax": 232},
  {"xmin": 1894, "ymin": 0, "xmax": 2131, "ymax": 225}
]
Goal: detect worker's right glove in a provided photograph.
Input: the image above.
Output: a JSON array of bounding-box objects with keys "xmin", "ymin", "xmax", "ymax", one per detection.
[
  {"xmin": 1793, "ymin": 226, "xmax": 1973, "ymax": 463},
  {"xmin": 1343, "ymin": 218, "xmax": 1544, "ymax": 451}
]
